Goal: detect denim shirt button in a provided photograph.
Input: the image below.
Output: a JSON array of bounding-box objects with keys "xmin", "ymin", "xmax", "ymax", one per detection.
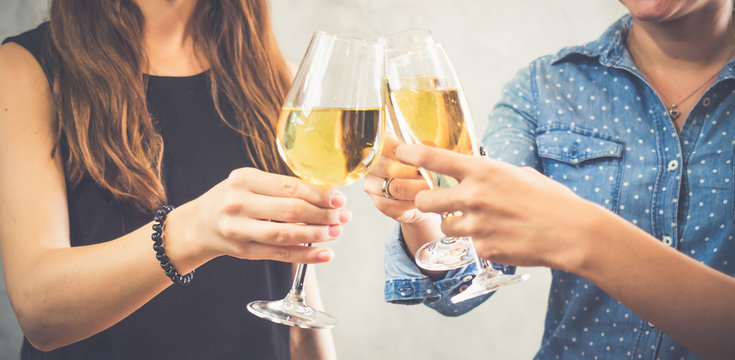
[
  {"xmin": 647, "ymin": 321, "xmax": 655, "ymax": 328},
  {"xmin": 462, "ymin": 275, "xmax": 473, "ymax": 283},
  {"xmin": 662, "ymin": 235, "xmax": 673, "ymax": 246},
  {"xmin": 702, "ymin": 97, "xmax": 711, "ymax": 107},
  {"xmin": 667, "ymin": 160, "xmax": 679, "ymax": 171},
  {"xmin": 399, "ymin": 287, "xmax": 414, "ymax": 297}
]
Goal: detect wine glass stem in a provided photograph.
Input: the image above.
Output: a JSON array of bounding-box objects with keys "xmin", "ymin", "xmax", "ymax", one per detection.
[
  {"xmin": 291, "ymin": 262, "xmax": 308, "ymax": 296},
  {"xmin": 289, "ymin": 243, "xmax": 313, "ymax": 297},
  {"xmin": 438, "ymin": 214, "xmax": 457, "ymax": 245},
  {"xmin": 476, "ymin": 257, "xmax": 491, "ymax": 271},
  {"xmin": 473, "ymin": 246, "xmax": 502, "ymax": 275}
]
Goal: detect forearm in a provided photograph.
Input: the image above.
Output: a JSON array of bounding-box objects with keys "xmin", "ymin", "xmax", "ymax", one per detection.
[
  {"xmin": 574, "ymin": 205, "xmax": 735, "ymax": 359},
  {"xmin": 290, "ymin": 328, "xmax": 335, "ymax": 360},
  {"xmin": 400, "ymin": 215, "xmax": 442, "ymax": 258},
  {"xmin": 400, "ymin": 216, "xmax": 447, "ymax": 280},
  {"xmin": 4, "ymin": 207, "xmax": 212, "ymax": 351},
  {"xmin": 290, "ymin": 266, "xmax": 336, "ymax": 360}
]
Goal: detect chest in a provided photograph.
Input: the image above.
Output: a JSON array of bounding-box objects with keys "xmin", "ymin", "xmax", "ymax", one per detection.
[
  {"xmin": 533, "ymin": 65, "xmax": 735, "ymax": 270},
  {"xmin": 68, "ymin": 75, "xmax": 257, "ymax": 245}
]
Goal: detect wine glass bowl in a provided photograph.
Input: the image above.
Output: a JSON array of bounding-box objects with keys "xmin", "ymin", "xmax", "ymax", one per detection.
[{"xmin": 247, "ymin": 31, "xmax": 384, "ymax": 328}]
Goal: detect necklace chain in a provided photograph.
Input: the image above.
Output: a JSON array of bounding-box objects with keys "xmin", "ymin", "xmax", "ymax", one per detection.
[{"xmin": 633, "ymin": 47, "xmax": 735, "ymax": 121}]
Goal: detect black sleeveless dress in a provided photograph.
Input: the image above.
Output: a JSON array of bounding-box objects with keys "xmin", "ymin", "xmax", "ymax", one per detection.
[{"xmin": 3, "ymin": 24, "xmax": 292, "ymax": 360}]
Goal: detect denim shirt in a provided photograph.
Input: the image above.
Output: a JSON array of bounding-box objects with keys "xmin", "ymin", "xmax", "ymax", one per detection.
[{"xmin": 384, "ymin": 14, "xmax": 735, "ymax": 360}]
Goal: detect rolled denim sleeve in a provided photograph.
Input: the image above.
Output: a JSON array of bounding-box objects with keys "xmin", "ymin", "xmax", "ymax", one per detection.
[{"xmin": 384, "ymin": 224, "xmax": 506, "ymax": 316}]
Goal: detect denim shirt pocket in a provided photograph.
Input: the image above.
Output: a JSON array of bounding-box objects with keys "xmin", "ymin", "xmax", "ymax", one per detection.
[{"xmin": 536, "ymin": 124, "xmax": 625, "ymax": 212}]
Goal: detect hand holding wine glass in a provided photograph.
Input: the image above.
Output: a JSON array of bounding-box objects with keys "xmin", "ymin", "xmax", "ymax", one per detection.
[{"xmin": 247, "ymin": 31, "xmax": 384, "ymax": 328}]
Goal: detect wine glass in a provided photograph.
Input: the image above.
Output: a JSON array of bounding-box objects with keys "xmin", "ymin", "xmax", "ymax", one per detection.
[
  {"xmin": 247, "ymin": 32, "xmax": 384, "ymax": 328},
  {"xmin": 382, "ymin": 31, "xmax": 528, "ymax": 303},
  {"xmin": 382, "ymin": 29, "xmax": 473, "ymax": 271}
]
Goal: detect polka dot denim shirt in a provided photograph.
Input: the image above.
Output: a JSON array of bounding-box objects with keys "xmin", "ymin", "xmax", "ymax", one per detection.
[{"xmin": 384, "ymin": 14, "xmax": 734, "ymax": 360}]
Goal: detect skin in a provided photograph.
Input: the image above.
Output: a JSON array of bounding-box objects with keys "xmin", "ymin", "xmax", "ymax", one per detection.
[
  {"xmin": 0, "ymin": 1, "xmax": 338, "ymax": 358},
  {"xmin": 366, "ymin": 0, "xmax": 735, "ymax": 358},
  {"xmin": 623, "ymin": 0, "xmax": 735, "ymax": 130}
]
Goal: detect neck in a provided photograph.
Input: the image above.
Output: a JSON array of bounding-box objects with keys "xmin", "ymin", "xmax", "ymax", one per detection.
[
  {"xmin": 627, "ymin": 2, "xmax": 734, "ymax": 69},
  {"xmin": 134, "ymin": 0, "xmax": 205, "ymax": 76},
  {"xmin": 625, "ymin": 2, "xmax": 735, "ymax": 132}
]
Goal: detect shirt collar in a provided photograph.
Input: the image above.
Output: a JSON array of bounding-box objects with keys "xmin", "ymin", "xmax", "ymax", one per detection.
[{"xmin": 550, "ymin": 14, "xmax": 631, "ymax": 67}]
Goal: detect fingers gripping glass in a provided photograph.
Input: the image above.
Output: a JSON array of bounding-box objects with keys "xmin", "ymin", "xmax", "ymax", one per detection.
[
  {"xmin": 381, "ymin": 29, "xmax": 528, "ymax": 303},
  {"xmin": 247, "ymin": 32, "xmax": 385, "ymax": 328}
]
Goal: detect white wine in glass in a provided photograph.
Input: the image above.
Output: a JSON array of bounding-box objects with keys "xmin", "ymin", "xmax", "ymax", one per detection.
[
  {"xmin": 278, "ymin": 107, "xmax": 382, "ymax": 187},
  {"xmin": 383, "ymin": 31, "xmax": 528, "ymax": 303},
  {"xmin": 247, "ymin": 32, "xmax": 384, "ymax": 328},
  {"xmin": 389, "ymin": 86, "xmax": 475, "ymax": 187}
]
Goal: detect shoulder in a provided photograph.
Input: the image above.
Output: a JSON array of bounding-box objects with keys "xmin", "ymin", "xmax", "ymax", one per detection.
[
  {"xmin": 2, "ymin": 23, "xmax": 50, "ymax": 65},
  {"xmin": 1, "ymin": 22, "xmax": 52, "ymax": 92},
  {"xmin": 0, "ymin": 41, "xmax": 51, "ymax": 98},
  {"xmin": 0, "ymin": 40, "xmax": 55, "ymax": 142}
]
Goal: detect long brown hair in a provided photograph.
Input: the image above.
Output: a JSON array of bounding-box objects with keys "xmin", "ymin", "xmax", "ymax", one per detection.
[{"xmin": 47, "ymin": 0, "xmax": 291, "ymax": 211}]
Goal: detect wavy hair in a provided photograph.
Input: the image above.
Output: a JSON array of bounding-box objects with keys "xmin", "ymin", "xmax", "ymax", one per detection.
[{"xmin": 47, "ymin": 0, "xmax": 291, "ymax": 211}]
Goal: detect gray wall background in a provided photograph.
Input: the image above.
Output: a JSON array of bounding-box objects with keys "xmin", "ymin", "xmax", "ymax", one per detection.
[{"xmin": 0, "ymin": 1, "xmax": 627, "ymax": 359}]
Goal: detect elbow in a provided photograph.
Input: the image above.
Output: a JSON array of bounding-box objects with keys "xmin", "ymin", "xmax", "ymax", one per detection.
[
  {"xmin": 24, "ymin": 334, "xmax": 61, "ymax": 353},
  {"xmin": 15, "ymin": 309, "xmax": 61, "ymax": 352},
  {"xmin": 12, "ymin": 299, "xmax": 65, "ymax": 352}
]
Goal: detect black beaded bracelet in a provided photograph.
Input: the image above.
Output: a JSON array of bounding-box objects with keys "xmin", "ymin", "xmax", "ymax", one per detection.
[{"xmin": 152, "ymin": 204, "xmax": 194, "ymax": 286}]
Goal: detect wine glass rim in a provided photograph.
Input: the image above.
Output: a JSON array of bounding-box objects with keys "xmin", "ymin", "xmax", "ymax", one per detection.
[
  {"xmin": 384, "ymin": 41, "xmax": 447, "ymax": 60},
  {"xmin": 380, "ymin": 28, "xmax": 435, "ymax": 51},
  {"xmin": 313, "ymin": 30, "xmax": 383, "ymax": 48},
  {"xmin": 380, "ymin": 28, "xmax": 434, "ymax": 41}
]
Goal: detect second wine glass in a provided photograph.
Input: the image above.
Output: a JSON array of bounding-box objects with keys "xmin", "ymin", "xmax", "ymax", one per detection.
[
  {"xmin": 382, "ymin": 29, "xmax": 475, "ymax": 271},
  {"xmin": 382, "ymin": 30, "xmax": 528, "ymax": 303},
  {"xmin": 247, "ymin": 32, "xmax": 384, "ymax": 328}
]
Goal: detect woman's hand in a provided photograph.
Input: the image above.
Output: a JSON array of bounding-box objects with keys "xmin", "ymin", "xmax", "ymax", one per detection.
[
  {"xmin": 394, "ymin": 143, "xmax": 601, "ymax": 272},
  {"xmin": 169, "ymin": 167, "xmax": 352, "ymax": 265},
  {"xmin": 363, "ymin": 136, "xmax": 431, "ymax": 224}
]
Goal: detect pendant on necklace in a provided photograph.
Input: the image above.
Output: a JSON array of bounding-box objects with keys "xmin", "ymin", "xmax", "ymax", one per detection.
[{"xmin": 668, "ymin": 104, "xmax": 681, "ymax": 121}]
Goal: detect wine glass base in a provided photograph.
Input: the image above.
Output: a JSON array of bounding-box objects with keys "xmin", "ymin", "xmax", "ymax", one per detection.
[
  {"xmin": 450, "ymin": 269, "xmax": 530, "ymax": 304},
  {"xmin": 247, "ymin": 299, "xmax": 338, "ymax": 329},
  {"xmin": 415, "ymin": 237, "xmax": 475, "ymax": 271}
]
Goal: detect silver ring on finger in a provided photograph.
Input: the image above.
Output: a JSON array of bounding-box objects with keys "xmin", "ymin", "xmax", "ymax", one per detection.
[{"xmin": 381, "ymin": 177, "xmax": 396, "ymax": 200}]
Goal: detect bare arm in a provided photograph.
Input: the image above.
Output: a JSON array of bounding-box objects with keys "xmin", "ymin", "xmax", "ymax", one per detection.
[
  {"xmin": 290, "ymin": 265, "xmax": 336, "ymax": 360},
  {"xmin": 0, "ymin": 43, "xmax": 348, "ymax": 351},
  {"xmin": 395, "ymin": 143, "xmax": 735, "ymax": 360}
]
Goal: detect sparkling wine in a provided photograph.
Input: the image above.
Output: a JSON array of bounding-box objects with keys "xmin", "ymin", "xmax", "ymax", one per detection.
[
  {"xmin": 277, "ymin": 107, "xmax": 383, "ymax": 187},
  {"xmin": 387, "ymin": 87, "xmax": 475, "ymax": 188}
]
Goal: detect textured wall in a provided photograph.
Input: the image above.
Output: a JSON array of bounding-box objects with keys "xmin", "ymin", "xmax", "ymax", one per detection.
[{"xmin": 0, "ymin": 1, "xmax": 627, "ymax": 359}]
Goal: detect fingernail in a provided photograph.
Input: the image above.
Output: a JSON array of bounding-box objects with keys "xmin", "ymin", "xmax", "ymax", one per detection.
[
  {"xmin": 315, "ymin": 248, "xmax": 333, "ymax": 262},
  {"xmin": 329, "ymin": 192, "xmax": 346, "ymax": 208},
  {"xmin": 338, "ymin": 208, "xmax": 352, "ymax": 224},
  {"xmin": 328, "ymin": 224, "xmax": 342, "ymax": 237}
]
